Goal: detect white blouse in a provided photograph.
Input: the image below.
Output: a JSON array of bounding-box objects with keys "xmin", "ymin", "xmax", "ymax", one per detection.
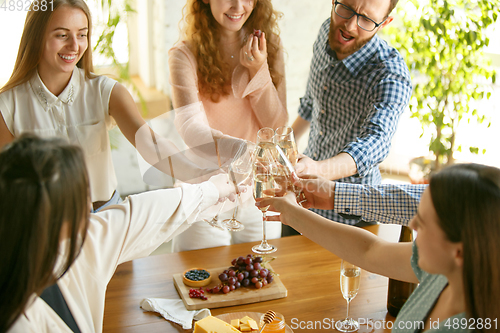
[
  {"xmin": 0, "ymin": 68, "xmax": 117, "ymax": 202},
  {"xmin": 7, "ymin": 181, "xmax": 219, "ymax": 333}
]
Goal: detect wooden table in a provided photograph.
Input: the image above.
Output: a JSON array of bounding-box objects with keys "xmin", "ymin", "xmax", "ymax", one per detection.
[{"xmin": 103, "ymin": 224, "xmax": 401, "ymax": 332}]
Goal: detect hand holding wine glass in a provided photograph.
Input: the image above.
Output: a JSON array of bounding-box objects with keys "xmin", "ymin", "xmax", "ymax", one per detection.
[
  {"xmin": 252, "ymin": 127, "xmax": 278, "ymax": 254},
  {"xmin": 336, "ymin": 260, "xmax": 361, "ymax": 332}
]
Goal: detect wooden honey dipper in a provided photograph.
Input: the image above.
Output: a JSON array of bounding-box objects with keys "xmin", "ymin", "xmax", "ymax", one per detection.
[{"xmin": 258, "ymin": 310, "xmax": 277, "ymax": 333}]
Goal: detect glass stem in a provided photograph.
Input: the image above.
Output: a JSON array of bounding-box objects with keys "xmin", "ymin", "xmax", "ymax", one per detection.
[
  {"xmin": 345, "ymin": 299, "xmax": 350, "ymax": 320},
  {"xmin": 262, "ymin": 211, "xmax": 268, "ymax": 244}
]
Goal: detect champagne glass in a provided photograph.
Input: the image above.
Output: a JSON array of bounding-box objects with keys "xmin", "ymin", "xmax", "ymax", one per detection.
[
  {"xmin": 203, "ymin": 138, "xmax": 227, "ymax": 229},
  {"xmin": 220, "ymin": 165, "xmax": 246, "ymax": 232},
  {"xmin": 252, "ymin": 127, "xmax": 277, "ymax": 254},
  {"xmin": 203, "ymin": 201, "xmax": 227, "ymax": 230},
  {"xmin": 336, "ymin": 260, "xmax": 361, "ymax": 332},
  {"xmin": 275, "ymin": 126, "xmax": 305, "ymax": 205},
  {"xmin": 220, "ymin": 141, "xmax": 254, "ymax": 231},
  {"xmin": 275, "ymin": 126, "xmax": 298, "ymax": 165}
]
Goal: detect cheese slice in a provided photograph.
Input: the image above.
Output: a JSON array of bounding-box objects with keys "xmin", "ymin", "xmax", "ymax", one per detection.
[
  {"xmin": 231, "ymin": 319, "xmax": 240, "ymax": 329},
  {"xmin": 240, "ymin": 316, "xmax": 253, "ymax": 325},
  {"xmin": 240, "ymin": 323, "xmax": 251, "ymax": 332},
  {"xmin": 248, "ymin": 319, "xmax": 259, "ymax": 330},
  {"xmin": 194, "ymin": 316, "xmax": 242, "ymax": 333}
]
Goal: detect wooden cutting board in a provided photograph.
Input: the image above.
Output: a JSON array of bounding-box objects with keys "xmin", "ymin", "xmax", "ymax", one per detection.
[{"xmin": 173, "ymin": 265, "xmax": 287, "ymax": 310}]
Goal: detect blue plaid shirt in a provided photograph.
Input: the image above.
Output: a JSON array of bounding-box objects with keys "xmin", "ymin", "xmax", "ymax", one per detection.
[
  {"xmin": 334, "ymin": 183, "xmax": 426, "ymax": 225},
  {"xmin": 299, "ymin": 18, "xmax": 412, "ymax": 224}
]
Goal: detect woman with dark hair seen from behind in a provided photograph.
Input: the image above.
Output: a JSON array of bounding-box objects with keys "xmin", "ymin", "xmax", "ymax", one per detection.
[
  {"xmin": 0, "ymin": 0, "xmax": 229, "ymax": 213},
  {"xmin": 0, "ymin": 134, "xmax": 235, "ymax": 333},
  {"xmin": 258, "ymin": 163, "xmax": 500, "ymax": 332},
  {"xmin": 169, "ymin": 0, "xmax": 288, "ymax": 251}
]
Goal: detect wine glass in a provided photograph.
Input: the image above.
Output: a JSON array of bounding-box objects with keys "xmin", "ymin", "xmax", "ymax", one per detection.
[
  {"xmin": 252, "ymin": 127, "xmax": 277, "ymax": 254},
  {"xmin": 220, "ymin": 165, "xmax": 246, "ymax": 232},
  {"xmin": 275, "ymin": 126, "xmax": 305, "ymax": 205},
  {"xmin": 220, "ymin": 140, "xmax": 254, "ymax": 231},
  {"xmin": 203, "ymin": 138, "xmax": 227, "ymax": 230},
  {"xmin": 275, "ymin": 126, "xmax": 298, "ymax": 165},
  {"xmin": 202, "ymin": 201, "xmax": 227, "ymax": 230},
  {"xmin": 336, "ymin": 260, "xmax": 361, "ymax": 332}
]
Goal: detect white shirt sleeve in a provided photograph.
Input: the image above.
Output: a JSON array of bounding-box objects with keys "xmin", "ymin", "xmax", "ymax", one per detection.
[
  {"xmin": 84, "ymin": 181, "xmax": 218, "ymax": 281},
  {"xmin": 7, "ymin": 181, "xmax": 218, "ymax": 333}
]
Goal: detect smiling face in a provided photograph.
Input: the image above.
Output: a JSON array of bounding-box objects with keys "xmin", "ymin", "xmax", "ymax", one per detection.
[
  {"xmin": 38, "ymin": 5, "xmax": 89, "ymax": 79},
  {"xmin": 409, "ymin": 189, "xmax": 463, "ymax": 276},
  {"xmin": 203, "ymin": 0, "xmax": 255, "ymax": 36},
  {"xmin": 328, "ymin": 0, "xmax": 392, "ymax": 60}
]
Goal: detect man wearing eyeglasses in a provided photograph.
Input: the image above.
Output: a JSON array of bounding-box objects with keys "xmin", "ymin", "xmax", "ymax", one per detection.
[{"xmin": 290, "ymin": 0, "xmax": 412, "ymax": 227}]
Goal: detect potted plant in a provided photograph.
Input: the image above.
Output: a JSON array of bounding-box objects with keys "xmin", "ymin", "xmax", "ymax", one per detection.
[{"xmin": 385, "ymin": 0, "xmax": 498, "ymax": 182}]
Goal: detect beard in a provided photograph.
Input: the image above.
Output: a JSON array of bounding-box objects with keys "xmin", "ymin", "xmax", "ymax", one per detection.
[{"xmin": 328, "ymin": 18, "xmax": 375, "ymax": 59}]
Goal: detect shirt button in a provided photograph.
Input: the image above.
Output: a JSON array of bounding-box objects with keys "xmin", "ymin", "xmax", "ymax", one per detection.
[
  {"xmin": 313, "ymin": 153, "xmax": 318, "ymax": 158},
  {"xmin": 321, "ymin": 110, "xmax": 325, "ymax": 114},
  {"xmin": 323, "ymin": 85, "xmax": 328, "ymax": 90},
  {"xmin": 319, "ymin": 131, "xmax": 323, "ymax": 136}
]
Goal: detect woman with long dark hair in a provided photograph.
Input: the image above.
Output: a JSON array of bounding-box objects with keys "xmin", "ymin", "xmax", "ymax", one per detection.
[
  {"xmin": 259, "ymin": 164, "xmax": 500, "ymax": 332},
  {"xmin": 0, "ymin": 134, "xmax": 235, "ymax": 332}
]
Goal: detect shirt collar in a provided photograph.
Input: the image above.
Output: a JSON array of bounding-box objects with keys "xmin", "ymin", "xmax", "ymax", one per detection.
[
  {"xmin": 343, "ymin": 35, "xmax": 380, "ymax": 76},
  {"xmin": 29, "ymin": 67, "xmax": 80, "ymax": 111},
  {"xmin": 325, "ymin": 34, "xmax": 381, "ymax": 77}
]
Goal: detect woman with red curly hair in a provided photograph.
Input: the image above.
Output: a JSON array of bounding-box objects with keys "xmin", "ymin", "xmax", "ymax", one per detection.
[{"xmin": 169, "ymin": 0, "xmax": 288, "ymax": 251}]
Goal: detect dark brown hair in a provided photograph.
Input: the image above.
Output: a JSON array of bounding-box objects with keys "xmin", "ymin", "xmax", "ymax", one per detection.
[
  {"xmin": 0, "ymin": 0, "xmax": 95, "ymax": 94},
  {"xmin": 429, "ymin": 163, "xmax": 500, "ymax": 330},
  {"xmin": 0, "ymin": 134, "xmax": 90, "ymax": 331}
]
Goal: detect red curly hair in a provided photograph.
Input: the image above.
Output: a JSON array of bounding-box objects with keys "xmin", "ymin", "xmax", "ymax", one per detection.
[{"xmin": 181, "ymin": 0, "xmax": 283, "ymax": 102}]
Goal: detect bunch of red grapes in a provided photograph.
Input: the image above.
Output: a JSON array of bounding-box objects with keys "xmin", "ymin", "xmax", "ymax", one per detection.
[
  {"xmin": 189, "ymin": 288, "xmax": 207, "ymax": 300},
  {"xmin": 206, "ymin": 254, "xmax": 274, "ymax": 294}
]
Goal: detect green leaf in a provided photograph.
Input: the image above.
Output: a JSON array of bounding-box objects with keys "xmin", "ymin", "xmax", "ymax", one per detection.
[{"xmin": 469, "ymin": 147, "xmax": 479, "ymax": 154}]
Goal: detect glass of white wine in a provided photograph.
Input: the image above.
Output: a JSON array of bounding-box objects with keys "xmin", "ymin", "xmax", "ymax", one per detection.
[
  {"xmin": 252, "ymin": 127, "xmax": 277, "ymax": 254},
  {"xmin": 336, "ymin": 260, "xmax": 361, "ymax": 332},
  {"xmin": 275, "ymin": 126, "xmax": 298, "ymax": 165},
  {"xmin": 275, "ymin": 126, "xmax": 305, "ymax": 205}
]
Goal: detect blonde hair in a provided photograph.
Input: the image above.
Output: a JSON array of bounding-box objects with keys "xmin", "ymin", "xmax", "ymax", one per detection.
[
  {"xmin": 181, "ymin": 0, "xmax": 283, "ymax": 102},
  {"xmin": 0, "ymin": 0, "xmax": 95, "ymax": 94}
]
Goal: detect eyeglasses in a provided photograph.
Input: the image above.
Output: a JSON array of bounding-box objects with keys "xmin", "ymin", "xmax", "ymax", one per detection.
[{"xmin": 333, "ymin": 1, "xmax": 387, "ymax": 32}]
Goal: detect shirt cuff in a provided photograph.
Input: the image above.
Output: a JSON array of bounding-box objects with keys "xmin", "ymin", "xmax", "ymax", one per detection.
[
  {"xmin": 341, "ymin": 145, "xmax": 369, "ymax": 177},
  {"xmin": 232, "ymin": 62, "xmax": 271, "ymax": 99},
  {"xmin": 197, "ymin": 181, "xmax": 219, "ymax": 212},
  {"xmin": 297, "ymin": 98, "xmax": 313, "ymax": 122},
  {"xmin": 334, "ymin": 182, "xmax": 363, "ymax": 217}
]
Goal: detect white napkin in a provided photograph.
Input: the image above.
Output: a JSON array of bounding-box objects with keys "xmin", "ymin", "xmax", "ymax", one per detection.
[{"xmin": 140, "ymin": 298, "xmax": 211, "ymax": 329}]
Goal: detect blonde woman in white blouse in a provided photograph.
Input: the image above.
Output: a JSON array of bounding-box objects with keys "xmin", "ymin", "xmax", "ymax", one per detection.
[{"xmin": 0, "ymin": 0, "xmax": 235, "ymax": 211}]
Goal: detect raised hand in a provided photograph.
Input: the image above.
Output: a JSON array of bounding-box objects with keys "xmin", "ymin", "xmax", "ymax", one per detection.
[
  {"xmin": 295, "ymin": 154, "xmax": 322, "ymax": 177},
  {"xmin": 240, "ymin": 31, "xmax": 267, "ymax": 77},
  {"xmin": 208, "ymin": 174, "xmax": 238, "ymax": 202},
  {"xmin": 291, "ymin": 174, "xmax": 336, "ymax": 210}
]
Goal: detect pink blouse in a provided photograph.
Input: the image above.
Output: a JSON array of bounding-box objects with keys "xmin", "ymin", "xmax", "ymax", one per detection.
[{"xmin": 168, "ymin": 40, "xmax": 288, "ymax": 144}]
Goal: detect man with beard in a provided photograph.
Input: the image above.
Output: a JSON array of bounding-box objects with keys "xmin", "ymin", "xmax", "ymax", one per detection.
[{"xmin": 288, "ymin": 0, "xmax": 412, "ymax": 228}]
